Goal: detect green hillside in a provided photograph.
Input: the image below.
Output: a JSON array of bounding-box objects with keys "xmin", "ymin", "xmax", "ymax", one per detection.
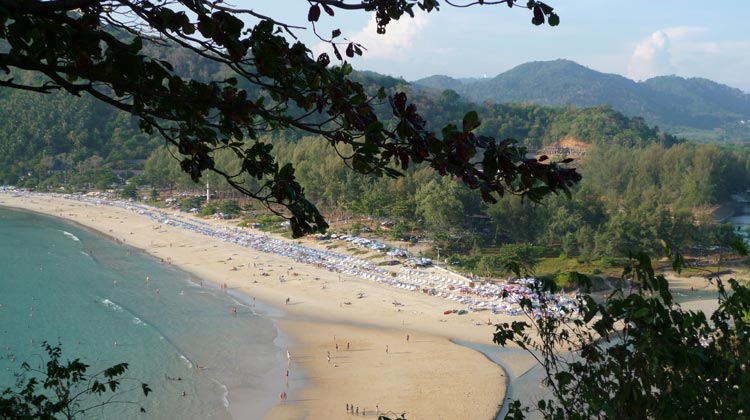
[
  {"xmin": 413, "ymin": 59, "xmax": 750, "ymax": 141},
  {"xmin": 0, "ymin": 61, "xmax": 673, "ymax": 187}
]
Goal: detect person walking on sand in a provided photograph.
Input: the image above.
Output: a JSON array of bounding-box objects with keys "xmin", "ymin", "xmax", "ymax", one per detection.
[
  {"xmin": 406, "ymin": 334, "xmax": 410, "ymax": 342},
  {"xmin": 385, "ymin": 345, "xmax": 389, "ymax": 354}
]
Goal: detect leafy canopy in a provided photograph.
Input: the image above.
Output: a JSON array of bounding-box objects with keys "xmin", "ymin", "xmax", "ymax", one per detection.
[
  {"xmin": 0, "ymin": 0, "xmax": 575, "ymax": 236},
  {"xmin": 0, "ymin": 342, "xmax": 151, "ymax": 419},
  {"xmin": 494, "ymin": 247, "xmax": 750, "ymax": 420}
]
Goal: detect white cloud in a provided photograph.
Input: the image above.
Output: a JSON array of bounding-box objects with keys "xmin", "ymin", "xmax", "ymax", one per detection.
[
  {"xmin": 627, "ymin": 26, "xmax": 709, "ymax": 80},
  {"xmin": 662, "ymin": 26, "xmax": 706, "ymax": 40},
  {"xmin": 627, "ymin": 30, "xmax": 675, "ymax": 81},
  {"xmin": 626, "ymin": 26, "xmax": 750, "ymax": 91},
  {"xmin": 313, "ymin": 13, "xmax": 429, "ymax": 63}
]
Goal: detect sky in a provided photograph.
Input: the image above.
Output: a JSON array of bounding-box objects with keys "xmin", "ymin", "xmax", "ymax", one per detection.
[{"xmin": 244, "ymin": 1, "xmax": 750, "ymax": 93}]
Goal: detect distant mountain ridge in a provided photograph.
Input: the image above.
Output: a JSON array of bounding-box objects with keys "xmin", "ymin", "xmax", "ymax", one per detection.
[{"xmin": 412, "ymin": 59, "xmax": 750, "ymax": 141}]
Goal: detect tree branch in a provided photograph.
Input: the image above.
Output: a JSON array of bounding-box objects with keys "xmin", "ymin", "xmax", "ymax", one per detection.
[
  {"xmin": 0, "ymin": 78, "xmax": 61, "ymax": 93},
  {"xmin": 0, "ymin": 0, "xmax": 98, "ymax": 14},
  {"xmin": 444, "ymin": 0, "xmax": 513, "ymax": 7},
  {"xmin": 306, "ymin": 1, "xmax": 372, "ymax": 11}
]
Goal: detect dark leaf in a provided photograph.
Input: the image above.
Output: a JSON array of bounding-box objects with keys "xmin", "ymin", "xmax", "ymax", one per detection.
[
  {"xmin": 317, "ymin": 53, "xmax": 330, "ymax": 67},
  {"xmin": 332, "ymin": 44, "xmax": 342, "ymax": 61},
  {"xmin": 548, "ymin": 13, "xmax": 560, "ymax": 26},
  {"xmin": 307, "ymin": 5, "xmax": 321, "ymax": 22},
  {"xmin": 532, "ymin": 5, "xmax": 544, "ymax": 25},
  {"xmin": 462, "ymin": 110, "xmax": 480, "ymax": 133}
]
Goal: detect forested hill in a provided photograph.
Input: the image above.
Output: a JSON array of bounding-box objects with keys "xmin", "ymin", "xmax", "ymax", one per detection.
[
  {"xmin": 412, "ymin": 59, "xmax": 750, "ymax": 141},
  {"xmin": 0, "ymin": 61, "xmax": 672, "ymax": 186}
]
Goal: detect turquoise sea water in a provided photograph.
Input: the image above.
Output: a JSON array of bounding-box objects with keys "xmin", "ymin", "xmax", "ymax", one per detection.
[{"xmin": 0, "ymin": 207, "xmax": 290, "ymax": 419}]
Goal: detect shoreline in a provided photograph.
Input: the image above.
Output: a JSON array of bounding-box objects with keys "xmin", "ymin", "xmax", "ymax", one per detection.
[{"xmin": 0, "ymin": 192, "xmax": 509, "ymax": 420}]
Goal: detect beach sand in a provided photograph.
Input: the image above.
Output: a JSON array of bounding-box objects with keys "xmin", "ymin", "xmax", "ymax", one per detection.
[
  {"xmin": 5, "ymin": 193, "xmax": 730, "ymax": 420},
  {"xmin": 1, "ymin": 194, "xmax": 508, "ymax": 420}
]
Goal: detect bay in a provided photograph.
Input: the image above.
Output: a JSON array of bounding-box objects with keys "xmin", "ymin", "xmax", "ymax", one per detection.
[{"xmin": 0, "ymin": 207, "xmax": 289, "ymax": 419}]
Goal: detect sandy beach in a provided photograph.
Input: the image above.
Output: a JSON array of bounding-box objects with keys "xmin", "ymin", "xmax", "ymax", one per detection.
[
  {"xmin": 1, "ymin": 193, "xmax": 511, "ymax": 420},
  {"xmin": 3, "ymin": 192, "xmax": 731, "ymax": 420}
]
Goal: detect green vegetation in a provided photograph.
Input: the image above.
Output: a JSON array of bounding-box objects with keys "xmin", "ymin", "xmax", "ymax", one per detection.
[
  {"xmin": 0, "ymin": 0, "xmax": 570, "ymax": 237},
  {"xmin": 13, "ymin": 93, "xmax": 737, "ymax": 280},
  {"xmin": 414, "ymin": 59, "xmax": 750, "ymax": 142},
  {"xmin": 218, "ymin": 200, "xmax": 242, "ymax": 218},
  {"xmin": 280, "ymin": 138, "xmax": 748, "ymax": 275},
  {"xmin": 123, "ymin": 129, "xmax": 750, "ymax": 279},
  {"xmin": 120, "ymin": 183, "xmax": 137, "ymax": 200},
  {"xmin": 179, "ymin": 196, "xmax": 204, "ymax": 211},
  {"xmin": 0, "ymin": 343, "xmax": 150, "ymax": 419},
  {"xmin": 3, "ymin": 2, "xmax": 750, "ymax": 420},
  {"xmin": 200, "ymin": 203, "xmax": 217, "ymax": 217},
  {"xmin": 496, "ymin": 250, "xmax": 750, "ymax": 419}
]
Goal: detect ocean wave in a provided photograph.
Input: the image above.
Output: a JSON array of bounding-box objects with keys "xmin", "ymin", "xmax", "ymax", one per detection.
[
  {"xmin": 179, "ymin": 354, "xmax": 194, "ymax": 369},
  {"xmin": 132, "ymin": 316, "xmax": 148, "ymax": 326},
  {"xmin": 62, "ymin": 230, "xmax": 80, "ymax": 241},
  {"xmin": 102, "ymin": 298, "xmax": 123, "ymax": 312},
  {"xmin": 210, "ymin": 378, "xmax": 230, "ymax": 408},
  {"xmin": 103, "ymin": 299, "xmax": 149, "ymax": 327}
]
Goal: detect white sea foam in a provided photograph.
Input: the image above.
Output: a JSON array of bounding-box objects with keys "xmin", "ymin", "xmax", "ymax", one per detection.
[
  {"xmin": 62, "ymin": 230, "xmax": 80, "ymax": 241},
  {"xmin": 132, "ymin": 316, "xmax": 147, "ymax": 326},
  {"xmin": 179, "ymin": 354, "xmax": 194, "ymax": 369},
  {"xmin": 102, "ymin": 298, "xmax": 123, "ymax": 312},
  {"xmin": 211, "ymin": 379, "xmax": 230, "ymax": 408}
]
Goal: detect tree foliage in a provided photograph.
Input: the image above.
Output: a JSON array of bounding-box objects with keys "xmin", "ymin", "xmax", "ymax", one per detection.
[
  {"xmin": 0, "ymin": 0, "xmax": 574, "ymax": 236},
  {"xmin": 0, "ymin": 342, "xmax": 150, "ymax": 419},
  {"xmin": 494, "ymin": 249, "xmax": 750, "ymax": 419}
]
